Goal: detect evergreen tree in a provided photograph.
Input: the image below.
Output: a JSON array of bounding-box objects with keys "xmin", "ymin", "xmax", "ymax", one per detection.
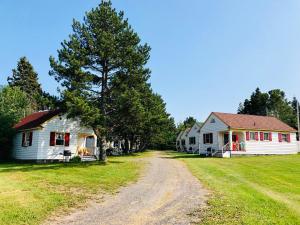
[
  {"xmin": 177, "ymin": 116, "xmax": 197, "ymax": 132},
  {"xmin": 7, "ymin": 57, "xmax": 42, "ymax": 110},
  {"xmin": 49, "ymin": 1, "xmax": 151, "ymax": 160},
  {"xmin": 238, "ymin": 88, "xmax": 269, "ymax": 115},
  {"xmin": 238, "ymin": 88, "xmax": 298, "ymax": 128},
  {"xmin": 109, "ymin": 66, "xmax": 176, "ymax": 151}
]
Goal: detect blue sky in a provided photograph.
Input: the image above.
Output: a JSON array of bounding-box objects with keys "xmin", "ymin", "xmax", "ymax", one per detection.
[{"xmin": 1, "ymin": 1, "xmax": 300, "ymax": 123}]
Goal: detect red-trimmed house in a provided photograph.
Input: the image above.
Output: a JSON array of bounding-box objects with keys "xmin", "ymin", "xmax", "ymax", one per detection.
[
  {"xmin": 12, "ymin": 110, "xmax": 98, "ymax": 161},
  {"xmin": 199, "ymin": 112, "xmax": 299, "ymax": 157}
]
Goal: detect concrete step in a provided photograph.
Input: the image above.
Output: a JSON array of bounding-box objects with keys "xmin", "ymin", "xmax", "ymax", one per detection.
[{"xmin": 81, "ymin": 155, "xmax": 97, "ymax": 162}]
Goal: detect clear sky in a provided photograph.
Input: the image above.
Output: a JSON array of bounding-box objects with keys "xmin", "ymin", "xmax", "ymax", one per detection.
[{"xmin": 1, "ymin": 0, "xmax": 300, "ymax": 123}]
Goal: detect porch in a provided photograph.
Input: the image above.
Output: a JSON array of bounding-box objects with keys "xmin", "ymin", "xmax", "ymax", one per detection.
[
  {"xmin": 213, "ymin": 130, "xmax": 246, "ymax": 157},
  {"xmin": 76, "ymin": 133, "xmax": 98, "ymax": 161}
]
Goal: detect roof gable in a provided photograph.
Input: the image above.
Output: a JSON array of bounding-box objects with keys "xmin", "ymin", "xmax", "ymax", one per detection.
[
  {"xmin": 187, "ymin": 122, "xmax": 203, "ymax": 135},
  {"xmin": 213, "ymin": 112, "xmax": 296, "ymax": 132},
  {"xmin": 176, "ymin": 130, "xmax": 184, "ymax": 140},
  {"xmin": 14, "ymin": 110, "xmax": 61, "ymax": 131}
]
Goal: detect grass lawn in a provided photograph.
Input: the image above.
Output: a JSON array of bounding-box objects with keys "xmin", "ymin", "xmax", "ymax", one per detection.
[
  {"xmin": 0, "ymin": 152, "xmax": 148, "ymax": 225},
  {"xmin": 168, "ymin": 151, "xmax": 300, "ymax": 225}
]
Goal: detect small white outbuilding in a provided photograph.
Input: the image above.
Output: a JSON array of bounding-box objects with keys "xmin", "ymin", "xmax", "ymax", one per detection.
[
  {"xmin": 186, "ymin": 122, "xmax": 202, "ymax": 153},
  {"xmin": 12, "ymin": 110, "xmax": 98, "ymax": 161}
]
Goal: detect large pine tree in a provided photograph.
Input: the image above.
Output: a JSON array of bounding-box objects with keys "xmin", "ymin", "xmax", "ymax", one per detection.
[
  {"xmin": 7, "ymin": 57, "xmax": 42, "ymax": 110},
  {"xmin": 238, "ymin": 88, "xmax": 298, "ymax": 128},
  {"xmin": 49, "ymin": 0, "xmax": 151, "ymax": 160}
]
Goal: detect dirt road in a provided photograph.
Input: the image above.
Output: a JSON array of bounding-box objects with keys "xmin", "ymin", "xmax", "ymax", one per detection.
[{"xmin": 46, "ymin": 152, "xmax": 208, "ymax": 225}]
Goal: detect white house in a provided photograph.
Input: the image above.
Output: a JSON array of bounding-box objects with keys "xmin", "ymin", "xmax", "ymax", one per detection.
[
  {"xmin": 12, "ymin": 110, "xmax": 98, "ymax": 161},
  {"xmin": 186, "ymin": 122, "xmax": 202, "ymax": 153},
  {"xmin": 176, "ymin": 130, "xmax": 184, "ymax": 151},
  {"xmin": 179, "ymin": 128, "xmax": 190, "ymax": 152},
  {"xmin": 199, "ymin": 112, "xmax": 298, "ymax": 157}
]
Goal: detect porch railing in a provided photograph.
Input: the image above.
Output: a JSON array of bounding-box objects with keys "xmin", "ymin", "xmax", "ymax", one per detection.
[{"xmin": 222, "ymin": 142, "xmax": 246, "ymax": 151}]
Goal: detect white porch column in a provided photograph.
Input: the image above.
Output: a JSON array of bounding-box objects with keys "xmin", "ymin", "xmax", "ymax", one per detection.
[{"xmin": 229, "ymin": 130, "xmax": 233, "ymax": 150}]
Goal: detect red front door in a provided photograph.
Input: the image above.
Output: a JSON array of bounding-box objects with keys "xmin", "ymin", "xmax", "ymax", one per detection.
[{"xmin": 232, "ymin": 134, "xmax": 239, "ymax": 150}]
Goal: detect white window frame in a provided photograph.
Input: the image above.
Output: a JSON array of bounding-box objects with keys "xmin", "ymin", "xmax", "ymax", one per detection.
[
  {"xmin": 22, "ymin": 131, "xmax": 31, "ymax": 147},
  {"xmin": 249, "ymin": 132, "xmax": 256, "ymax": 141},
  {"xmin": 189, "ymin": 137, "xmax": 196, "ymax": 145},
  {"xmin": 203, "ymin": 133, "xmax": 213, "ymax": 144},
  {"xmin": 263, "ymin": 132, "xmax": 270, "ymax": 141},
  {"xmin": 55, "ymin": 133, "xmax": 65, "ymax": 146},
  {"xmin": 281, "ymin": 134, "xmax": 288, "ymax": 142}
]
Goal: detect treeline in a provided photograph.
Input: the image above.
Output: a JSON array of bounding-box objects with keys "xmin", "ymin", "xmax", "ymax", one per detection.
[
  {"xmin": 238, "ymin": 88, "xmax": 300, "ymax": 129},
  {"xmin": 176, "ymin": 116, "xmax": 198, "ymax": 132},
  {"xmin": 0, "ymin": 57, "xmax": 60, "ymax": 159},
  {"xmin": 0, "ymin": 1, "xmax": 176, "ymax": 160}
]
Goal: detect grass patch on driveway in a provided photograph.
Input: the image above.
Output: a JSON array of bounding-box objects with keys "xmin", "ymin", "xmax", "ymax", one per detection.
[
  {"xmin": 168, "ymin": 151, "xmax": 300, "ymax": 225},
  {"xmin": 0, "ymin": 153, "xmax": 146, "ymax": 225}
]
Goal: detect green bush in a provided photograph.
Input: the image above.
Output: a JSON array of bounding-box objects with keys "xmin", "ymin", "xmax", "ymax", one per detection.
[{"xmin": 69, "ymin": 156, "xmax": 81, "ymax": 163}]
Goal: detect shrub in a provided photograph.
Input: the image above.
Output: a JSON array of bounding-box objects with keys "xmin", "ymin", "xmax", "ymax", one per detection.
[{"xmin": 70, "ymin": 156, "xmax": 81, "ymax": 163}]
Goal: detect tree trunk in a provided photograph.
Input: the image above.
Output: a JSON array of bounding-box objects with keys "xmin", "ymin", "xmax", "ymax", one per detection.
[
  {"xmin": 97, "ymin": 62, "xmax": 109, "ymax": 162},
  {"xmin": 124, "ymin": 138, "xmax": 129, "ymax": 154},
  {"xmin": 95, "ymin": 130, "xmax": 107, "ymax": 162}
]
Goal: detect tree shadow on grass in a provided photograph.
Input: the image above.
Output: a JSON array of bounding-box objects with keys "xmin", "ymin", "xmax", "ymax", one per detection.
[
  {"xmin": 162, "ymin": 151, "xmax": 205, "ymax": 159},
  {"xmin": 0, "ymin": 160, "xmax": 124, "ymax": 173}
]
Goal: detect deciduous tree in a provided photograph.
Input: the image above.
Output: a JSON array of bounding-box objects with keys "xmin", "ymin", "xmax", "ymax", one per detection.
[{"xmin": 0, "ymin": 86, "xmax": 31, "ymax": 158}]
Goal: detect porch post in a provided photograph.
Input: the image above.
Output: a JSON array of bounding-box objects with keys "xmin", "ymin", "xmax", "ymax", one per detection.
[{"xmin": 229, "ymin": 130, "xmax": 233, "ymax": 150}]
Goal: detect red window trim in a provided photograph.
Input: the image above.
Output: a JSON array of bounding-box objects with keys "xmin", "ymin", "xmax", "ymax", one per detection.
[{"xmin": 50, "ymin": 132, "xmax": 70, "ymax": 146}]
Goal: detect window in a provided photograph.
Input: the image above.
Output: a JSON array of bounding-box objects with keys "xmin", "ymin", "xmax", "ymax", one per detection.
[
  {"xmin": 203, "ymin": 133, "xmax": 213, "ymax": 144},
  {"xmin": 263, "ymin": 133, "xmax": 270, "ymax": 141},
  {"xmin": 181, "ymin": 139, "xmax": 186, "ymax": 146},
  {"xmin": 210, "ymin": 118, "xmax": 215, "ymax": 123},
  {"xmin": 250, "ymin": 132, "xmax": 256, "ymax": 140},
  {"xmin": 55, "ymin": 133, "xmax": 65, "ymax": 145},
  {"xmin": 282, "ymin": 134, "xmax": 288, "ymax": 142},
  {"xmin": 50, "ymin": 132, "xmax": 70, "ymax": 146},
  {"xmin": 189, "ymin": 137, "xmax": 196, "ymax": 145},
  {"xmin": 22, "ymin": 131, "xmax": 32, "ymax": 147}
]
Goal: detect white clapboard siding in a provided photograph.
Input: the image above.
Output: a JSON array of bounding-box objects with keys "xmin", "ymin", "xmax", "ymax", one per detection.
[
  {"xmin": 235, "ymin": 132, "xmax": 298, "ymax": 155},
  {"xmin": 13, "ymin": 130, "xmax": 41, "ymax": 160},
  {"xmin": 199, "ymin": 113, "xmax": 228, "ymax": 153},
  {"xmin": 176, "ymin": 131, "xmax": 184, "ymax": 150},
  {"xmin": 180, "ymin": 129, "xmax": 190, "ymax": 151},
  {"xmin": 186, "ymin": 123, "xmax": 201, "ymax": 152},
  {"xmin": 13, "ymin": 114, "xmax": 95, "ymax": 160}
]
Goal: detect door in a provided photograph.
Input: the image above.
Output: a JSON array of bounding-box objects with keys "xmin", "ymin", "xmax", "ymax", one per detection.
[
  {"xmin": 224, "ymin": 133, "xmax": 229, "ymax": 145},
  {"xmin": 232, "ymin": 134, "xmax": 238, "ymax": 142},
  {"xmin": 232, "ymin": 134, "xmax": 239, "ymax": 150},
  {"xmin": 85, "ymin": 136, "xmax": 95, "ymax": 155}
]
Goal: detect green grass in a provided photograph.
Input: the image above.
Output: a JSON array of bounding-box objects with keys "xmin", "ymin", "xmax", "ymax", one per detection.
[
  {"xmin": 0, "ymin": 152, "xmax": 147, "ymax": 225},
  {"xmin": 168, "ymin": 152, "xmax": 300, "ymax": 225}
]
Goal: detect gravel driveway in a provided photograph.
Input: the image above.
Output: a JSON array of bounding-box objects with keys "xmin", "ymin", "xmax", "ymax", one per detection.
[{"xmin": 46, "ymin": 151, "xmax": 208, "ymax": 225}]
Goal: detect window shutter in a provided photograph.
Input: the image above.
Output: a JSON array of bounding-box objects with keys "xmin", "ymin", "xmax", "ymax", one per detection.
[
  {"xmin": 278, "ymin": 133, "xmax": 282, "ymax": 142},
  {"xmin": 65, "ymin": 133, "xmax": 70, "ymax": 146},
  {"xmin": 287, "ymin": 133, "xmax": 291, "ymax": 143},
  {"xmin": 269, "ymin": 132, "xmax": 272, "ymax": 141},
  {"xmin": 255, "ymin": 132, "xmax": 259, "ymax": 141},
  {"xmin": 260, "ymin": 132, "xmax": 264, "ymax": 141},
  {"xmin": 246, "ymin": 132, "xmax": 250, "ymax": 141},
  {"xmin": 22, "ymin": 132, "xmax": 25, "ymax": 147},
  {"xmin": 50, "ymin": 132, "xmax": 55, "ymax": 146},
  {"xmin": 29, "ymin": 132, "xmax": 33, "ymax": 146},
  {"xmin": 203, "ymin": 134, "xmax": 206, "ymax": 144}
]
